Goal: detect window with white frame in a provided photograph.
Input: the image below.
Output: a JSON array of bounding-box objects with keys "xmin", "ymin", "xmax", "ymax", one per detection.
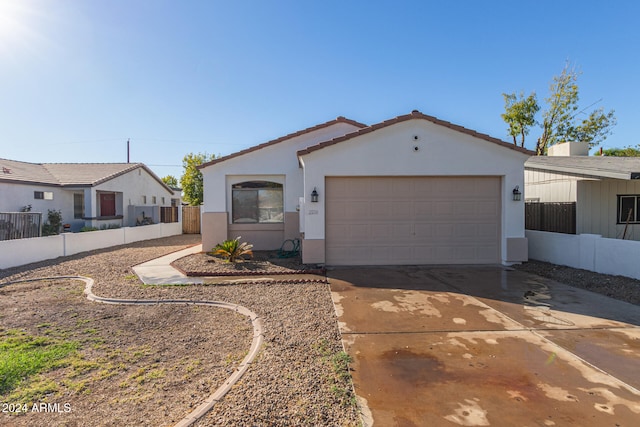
[
  {"xmin": 232, "ymin": 181, "xmax": 283, "ymax": 223},
  {"xmin": 618, "ymin": 195, "xmax": 640, "ymax": 224},
  {"xmin": 34, "ymin": 191, "xmax": 53, "ymax": 200}
]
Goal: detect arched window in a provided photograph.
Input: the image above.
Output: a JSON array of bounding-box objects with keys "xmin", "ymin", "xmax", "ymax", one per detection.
[{"xmin": 232, "ymin": 181, "xmax": 283, "ymax": 223}]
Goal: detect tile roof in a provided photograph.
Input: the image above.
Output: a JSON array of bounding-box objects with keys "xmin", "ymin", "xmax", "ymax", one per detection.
[
  {"xmin": 525, "ymin": 156, "xmax": 640, "ymax": 180},
  {"xmin": 0, "ymin": 158, "xmax": 59, "ymax": 185},
  {"xmin": 198, "ymin": 116, "xmax": 367, "ymax": 169},
  {"xmin": 297, "ymin": 110, "xmax": 535, "ymax": 156},
  {"xmin": 0, "ymin": 158, "xmax": 174, "ymax": 192}
]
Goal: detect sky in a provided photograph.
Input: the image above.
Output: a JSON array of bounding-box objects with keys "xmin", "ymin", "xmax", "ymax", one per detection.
[{"xmin": 1, "ymin": 0, "xmax": 639, "ymax": 181}]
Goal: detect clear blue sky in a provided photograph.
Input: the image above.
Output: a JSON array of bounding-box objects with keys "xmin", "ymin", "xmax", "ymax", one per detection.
[{"xmin": 1, "ymin": 0, "xmax": 639, "ymax": 180}]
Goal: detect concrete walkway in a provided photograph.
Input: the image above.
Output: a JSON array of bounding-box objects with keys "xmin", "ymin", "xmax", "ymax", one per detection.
[{"xmin": 133, "ymin": 244, "xmax": 204, "ymax": 285}]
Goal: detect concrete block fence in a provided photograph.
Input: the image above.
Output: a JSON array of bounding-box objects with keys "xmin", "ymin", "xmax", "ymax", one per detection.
[
  {"xmin": 0, "ymin": 223, "xmax": 182, "ymax": 269},
  {"xmin": 526, "ymin": 230, "xmax": 640, "ymax": 280}
]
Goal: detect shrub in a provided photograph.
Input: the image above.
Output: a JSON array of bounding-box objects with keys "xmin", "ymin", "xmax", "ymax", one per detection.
[
  {"xmin": 42, "ymin": 209, "xmax": 62, "ymax": 236},
  {"xmin": 80, "ymin": 226, "xmax": 99, "ymax": 232},
  {"xmin": 212, "ymin": 236, "xmax": 253, "ymax": 263}
]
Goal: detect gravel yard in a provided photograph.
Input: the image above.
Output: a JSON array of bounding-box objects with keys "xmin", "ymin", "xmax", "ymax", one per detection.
[
  {"xmin": 0, "ymin": 235, "xmax": 359, "ymax": 426},
  {"xmin": 514, "ymin": 260, "xmax": 640, "ymax": 306},
  {"xmin": 2, "ymin": 234, "xmax": 638, "ymax": 426}
]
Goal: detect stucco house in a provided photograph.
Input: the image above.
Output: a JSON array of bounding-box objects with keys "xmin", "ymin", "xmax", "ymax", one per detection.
[
  {"xmin": 200, "ymin": 110, "xmax": 532, "ymax": 266},
  {"xmin": 0, "ymin": 159, "xmax": 180, "ymax": 233},
  {"xmin": 525, "ymin": 141, "xmax": 640, "ymax": 241}
]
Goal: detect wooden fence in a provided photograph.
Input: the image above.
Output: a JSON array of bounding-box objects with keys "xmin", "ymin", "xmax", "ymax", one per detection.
[
  {"xmin": 0, "ymin": 212, "xmax": 42, "ymax": 241},
  {"xmin": 525, "ymin": 202, "xmax": 576, "ymax": 234},
  {"xmin": 160, "ymin": 206, "xmax": 179, "ymax": 223},
  {"xmin": 182, "ymin": 206, "xmax": 201, "ymax": 234}
]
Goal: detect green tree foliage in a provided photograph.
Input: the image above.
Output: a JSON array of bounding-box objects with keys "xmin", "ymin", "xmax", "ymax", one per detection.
[
  {"xmin": 180, "ymin": 152, "xmax": 215, "ymax": 206},
  {"xmin": 501, "ymin": 92, "xmax": 540, "ymax": 147},
  {"xmin": 502, "ymin": 63, "xmax": 616, "ymax": 155},
  {"xmin": 161, "ymin": 175, "xmax": 178, "ymax": 188},
  {"xmin": 601, "ymin": 145, "xmax": 640, "ymax": 157}
]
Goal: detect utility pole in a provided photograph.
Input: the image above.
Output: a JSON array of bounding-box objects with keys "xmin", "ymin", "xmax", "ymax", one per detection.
[{"xmin": 127, "ymin": 139, "xmax": 130, "ymax": 163}]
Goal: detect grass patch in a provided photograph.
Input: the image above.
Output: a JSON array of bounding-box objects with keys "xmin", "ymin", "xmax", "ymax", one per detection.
[
  {"xmin": 0, "ymin": 329, "xmax": 79, "ymax": 396},
  {"xmin": 313, "ymin": 340, "xmax": 357, "ymax": 408},
  {"xmin": 330, "ymin": 351, "xmax": 357, "ymax": 407}
]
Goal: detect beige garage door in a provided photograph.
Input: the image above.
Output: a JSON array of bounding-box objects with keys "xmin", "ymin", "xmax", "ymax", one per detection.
[{"xmin": 325, "ymin": 176, "xmax": 501, "ymax": 265}]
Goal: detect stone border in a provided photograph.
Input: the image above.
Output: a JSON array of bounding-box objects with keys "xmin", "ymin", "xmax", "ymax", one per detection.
[
  {"xmin": 172, "ymin": 265, "xmax": 327, "ymax": 277},
  {"xmin": 3, "ymin": 276, "xmax": 264, "ymax": 427}
]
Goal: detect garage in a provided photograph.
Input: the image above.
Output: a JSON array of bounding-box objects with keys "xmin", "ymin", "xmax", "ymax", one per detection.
[{"xmin": 325, "ymin": 176, "xmax": 501, "ymax": 265}]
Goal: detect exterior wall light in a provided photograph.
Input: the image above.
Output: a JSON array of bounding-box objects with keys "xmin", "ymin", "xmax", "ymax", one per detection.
[
  {"xmin": 513, "ymin": 186, "xmax": 522, "ymax": 201},
  {"xmin": 310, "ymin": 188, "xmax": 319, "ymax": 203}
]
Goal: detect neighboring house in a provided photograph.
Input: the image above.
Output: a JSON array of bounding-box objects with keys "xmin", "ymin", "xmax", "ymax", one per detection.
[
  {"xmin": 200, "ymin": 110, "xmax": 531, "ymax": 266},
  {"xmin": 0, "ymin": 159, "xmax": 180, "ymax": 232},
  {"xmin": 525, "ymin": 141, "xmax": 640, "ymax": 240}
]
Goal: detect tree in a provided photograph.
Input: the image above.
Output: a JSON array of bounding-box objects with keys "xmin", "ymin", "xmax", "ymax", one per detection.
[
  {"xmin": 501, "ymin": 92, "xmax": 539, "ymax": 147},
  {"xmin": 601, "ymin": 145, "xmax": 640, "ymax": 157},
  {"xmin": 180, "ymin": 152, "xmax": 215, "ymax": 206},
  {"xmin": 501, "ymin": 63, "xmax": 616, "ymax": 155},
  {"xmin": 161, "ymin": 175, "xmax": 178, "ymax": 188}
]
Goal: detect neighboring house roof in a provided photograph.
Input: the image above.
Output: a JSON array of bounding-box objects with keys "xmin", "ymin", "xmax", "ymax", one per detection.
[
  {"xmin": 297, "ymin": 110, "xmax": 535, "ymax": 157},
  {"xmin": 525, "ymin": 156, "xmax": 640, "ymax": 180},
  {"xmin": 0, "ymin": 158, "xmax": 174, "ymax": 193},
  {"xmin": 198, "ymin": 116, "xmax": 367, "ymax": 169}
]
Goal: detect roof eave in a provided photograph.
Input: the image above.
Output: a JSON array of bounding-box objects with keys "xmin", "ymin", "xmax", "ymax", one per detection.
[
  {"xmin": 297, "ymin": 110, "xmax": 535, "ymax": 157},
  {"xmin": 525, "ymin": 163, "xmax": 635, "ymax": 180},
  {"xmin": 199, "ymin": 116, "xmax": 367, "ymax": 170}
]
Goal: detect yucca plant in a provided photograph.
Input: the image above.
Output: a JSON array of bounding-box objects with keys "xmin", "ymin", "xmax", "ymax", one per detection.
[{"xmin": 212, "ymin": 236, "xmax": 254, "ymax": 263}]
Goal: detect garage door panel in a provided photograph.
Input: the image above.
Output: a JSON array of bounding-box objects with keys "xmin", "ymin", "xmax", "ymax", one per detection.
[
  {"xmin": 413, "ymin": 246, "xmax": 436, "ymax": 259},
  {"xmin": 413, "ymin": 223, "xmax": 434, "ymax": 238},
  {"xmin": 477, "ymin": 224, "xmax": 499, "ymax": 238},
  {"xmin": 392, "ymin": 223, "xmax": 413, "ymax": 238},
  {"xmin": 434, "ymin": 201, "xmax": 454, "ymax": 217},
  {"xmin": 345, "ymin": 202, "xmax": 371, "ymax": 220},
  {"xmin": 371, "ymin": 202, "xmax": 393, "ymax": 218},
  {"xmin": 326, "ymin": 224, "xmax": 348, "ymax": 241},
  {"xmin": 434, "ymin": 223, "xmax": 454, "ymax": 239},
  {"xmin": 478, "ymin": 200, "xmax": 499, "ymax": 216},
  {"xmin": 348, "ymin": 224, "xmax": 370, "ymax": 241},
  {"xmin": 414, "ymin": 201, "xmax": 433, "ymax": 216},
  {"xmin": 326, "ymin": 177, "xmax": 501, "ymax": 265},
  {"xmin": 391, "ymin": 202, "xmax": 412, "ymax": 219}
]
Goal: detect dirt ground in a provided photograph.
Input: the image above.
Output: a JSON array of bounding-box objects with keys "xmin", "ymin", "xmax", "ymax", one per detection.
[
  {"xmin": 0, "ymin": 235, "xmax": 358, "ymax": 427},
  {"xmin": 2, "ymin": 235, "xmax": 637, "ymax": 426}
]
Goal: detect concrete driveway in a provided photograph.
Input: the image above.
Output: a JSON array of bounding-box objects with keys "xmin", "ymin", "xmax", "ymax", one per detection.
[{"xmin": 328, "ymin": 266, "xmax": 640, "ymax": 426}]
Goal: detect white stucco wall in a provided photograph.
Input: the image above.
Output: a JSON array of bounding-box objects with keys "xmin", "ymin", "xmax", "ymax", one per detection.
[
  {"xmin": 0, "ymin": 182, "xmax": 77, "ymax": 227},
  {"xmin": 200, "ymin": 121, "xmax": 362, "ymax": 250},
  {"xmin": 298, "ymin": 119, "xmax": 529, "ymax": 263},
  {"xmin": 0, "ymin": 223, "xmax": 181, "ymax": 269},
  {"xmin": 527, "ymin": 230, "xmax": 640, "ymax": 280},
  {"xmin": 201, "ymin": 121, "xmax": 361, "ymax": 216}
]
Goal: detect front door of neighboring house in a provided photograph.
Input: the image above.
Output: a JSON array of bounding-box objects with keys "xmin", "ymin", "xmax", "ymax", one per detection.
[{"xmin": 99, "ymin": 193, "xmax": 116, "ymax": 216}]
